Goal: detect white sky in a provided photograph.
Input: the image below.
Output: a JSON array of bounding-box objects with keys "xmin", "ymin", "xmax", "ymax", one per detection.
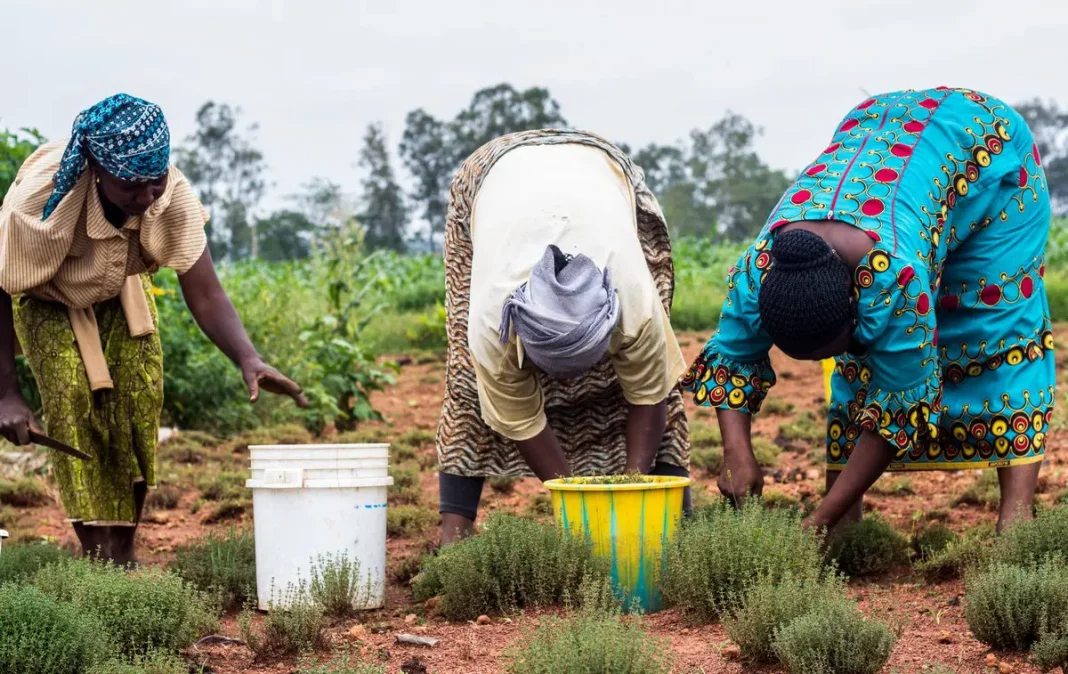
[{"xmin": 3, "ymin": 0, "xmax": 1065, "ymax": 212}]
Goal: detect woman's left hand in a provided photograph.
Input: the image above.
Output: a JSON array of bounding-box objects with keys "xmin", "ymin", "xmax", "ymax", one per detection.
[{"xmin": 240, "ymin": 358, "xmax": 309, "ymax": 408}]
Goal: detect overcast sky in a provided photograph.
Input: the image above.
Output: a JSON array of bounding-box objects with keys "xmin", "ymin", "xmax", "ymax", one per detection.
[{"xmin": 4, "ymin": 0, "xmax": 1065, "ymax": 212}]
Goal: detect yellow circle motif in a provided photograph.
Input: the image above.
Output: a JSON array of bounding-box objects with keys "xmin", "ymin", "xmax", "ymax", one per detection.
[
  {"xmin": 1033, "ymin": 412, "xmax": 1045, "ymax": 432},
  {"xmin": 728, "ymin": 388, "xmax": 746, "ymax": 408},
  {"xmin": 995, "ymin": 436, "xmax": 1010, "ymax": 454},
  {"xmin": 1034, "ymin": 432, "xmax": 1046, "ymax": 449},
  {"xmin": 1006, "ymin": 347, "xmax": 1024, "ymax": 366},
  {"xmin": 730, "ymin": 375, "xmax": 748, "ymax": 388},
  {"xmin": 952, "ymin": 423, "xmax": 968, "ymax": 441},
  {"xmin": 974, "ymin": 147, "xmax": 991, "ymax": 167},
  {"xmin": 991, "ymin": 417, "xmax": 1009, "ymax": 437},
  {"xmin": 829, "ymin": 422, "xmax": 843, "ymax": 441},
  {"xmin": 870, "ymin": 251, "xmax": 891, "ymax": 272},
  {"xmin": 996, "ymin": 122, "xmax": 1011, "ymax": 141},
  {"xmin": 1044, "ymin": 332, "xmax": 1055, "ymax": 350},
  {"xmin": 955, "ymin": 176, "xmax": 969, "ymax": 197}
]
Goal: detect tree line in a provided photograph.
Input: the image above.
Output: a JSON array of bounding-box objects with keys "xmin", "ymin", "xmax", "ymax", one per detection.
[{"xmin": 3, "ymin": 85, "xmax": 1068, "ymax": 260}]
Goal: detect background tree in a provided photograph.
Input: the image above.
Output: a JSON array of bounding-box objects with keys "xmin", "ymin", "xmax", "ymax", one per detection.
[
  {"xmin": 358, "ymin": 123, "xmax": 408, "ymax": 252},
  {"xmin": 398, "ymin": 110, "xmax": 451, "ymax": 252},
  {"xmin": 0, "ymin": 128, "xmax": 44, "ymax": 206},
  {"xmin": 254, "ymin": 210, "xmax": 318, "ymax": 261},
  {"xmin": 1016, "ymin": 98, "xmax": 1068, "ymax": 213},
  {"xmin": 175, "ymin": 102, "xmax": 266, "ymax": 260},
  {"xmin": 399, "ymin": 84, "xmax": 568, "ymax": 250}
]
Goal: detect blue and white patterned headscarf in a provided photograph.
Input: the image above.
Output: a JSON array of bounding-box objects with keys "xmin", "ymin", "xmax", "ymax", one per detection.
[{"xmin": 43, "ymin": 93, "xmax": 171, "ymax": 218}]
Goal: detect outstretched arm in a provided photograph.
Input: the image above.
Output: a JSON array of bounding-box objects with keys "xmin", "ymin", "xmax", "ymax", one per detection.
[
  {"xmin": 716, "ymin": 408, "xmax": 763, "ymax": 506},
  {"xmin": 177, "ymin": 248, "xmax": 308, "ymax": 408},
  {"xmin": 802, "ymin": 430, "xmax": 893, "ymax": 531}
]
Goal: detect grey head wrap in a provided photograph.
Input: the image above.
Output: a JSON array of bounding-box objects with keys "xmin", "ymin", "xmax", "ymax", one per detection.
[{"xmin": 499, "ymin": 245, "xmax": 621, "ymax": 379}]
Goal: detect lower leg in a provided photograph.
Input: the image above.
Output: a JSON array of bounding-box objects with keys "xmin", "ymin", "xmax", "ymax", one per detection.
[
  {"xmin": 996, "ymin": 462, "xmax": 1042, "ymax": 533},
  {"xmin": 440, "ymin": 513, "xmax": 475, "ymax": 547},
  {"xmin": 824, "ymin": 470, "xmax": 864, "ymax": 541},
  {"xmin": 438, "ymin": 472, "xmax": 484, "ymax": 547}
]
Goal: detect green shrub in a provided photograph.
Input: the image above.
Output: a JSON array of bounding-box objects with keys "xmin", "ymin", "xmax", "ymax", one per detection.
[
  {"xmin": 911, "ymin": 524, "xmax": 958, "ymax": 561},
  {"xmin": 869, "ymin": 476, "xmax": 914, "ymax": 496},
  {"xmin": 296, "ymin": 652, "xmax": 387, "ymax": 674},
  {"xmin": 688, "ymin": 421, "xmax": 722, "ymax": 448},
  {"xmin": 761, "ymin": 398, "xmax": 796, "ymax": 416},
  {"xmin": 752, "ymin": 437, "xmax": 782, "ymax": 467},
  {"xmin": 388, "ymin": 466, "xmax": 422, "ymax": 505},
  {"xmin": 964, "ymin": 561, "xmax": 1068, "ymax": 650},
  {"xmin": 488, "ymin": 476, "xmax": 519, "ymax": 495},
  {"xmin": 412, "ymin": 513, "xmax": 607, "ymax": 621},
  {"xmin": 690, "ymin": 447, "xmax": 724, "ymax": 474},
  {"xmin": 504, "ymin": 604, "xmax": 671, "ymax": 674},
  {"xmin": 772, "ymin": 600, "xmax": 897, "ymax": 674},
  {"xmin": 952, "ymin": 470, "xmax": 999, "ymax": 508},
  {"xmin": 309, "ymin": 552, "xmax": 376, "ymax": 619},
  {"xmin": 386, "ymin": 505, "xmax": 437, "ymax": 538},
  {"xmin": 992, "ymin": 506, "xmax": 1068, "ymax": 567},
  {"xmin": 827, "ymin": 516, "xmax": 910, "ymax": 578},
  {"xmin": 197, "ymin": 471, "xmax": 246, "ymax": 502},
  {"xmin": 917, "ymin": 524, "xmax": 994, "ymax": 582},
  {"xmin": 525, "ymin": 493, "xmax": 553, "ymax": 518},
  {"xmin": 761, "ymin": 488, "xmax": 802, "ymax": 511},
  {"xmin": 778, "ymin": 413, "xmax": 823, "ymax": 444},
  {"xmin": 145, "ymin": 484, "xmax": 182, "ymax": 511},
  {"xmin": 0, "ymin": 583, "xmax": 108, "ymax": 674},
  {"xmin": 169, "ymin": 526, "xmax": 256, "ymax": 611},
  {"xmin": 88, "ymin": 652, "xmax": 189, "ymax": 674},
  {"xmin": 33, "ymin": 558, "xmax": 217, "ymax": 659},
  {"xmin": 203, "ymin": 499, "xmax": 249, "ymax": 524},
  {"xmin": 661, "ymin": 500, "xmax": 824, "ymax": 622},
  {"xmin": 1032, "ymin": 629, "xmax": 1068, "ymax": 672},
  {"xmin": 0, "ymin": 477, "xmax": 48, "ymax": 507},
  {"xmin": 724, "ymin": 572, "xmax": 848, "ymax": 663},
  {"xmin": 0, "ymin": 542, "xmax": 70, "ymax": 585},
  {"xmin": 239, "ymin": 582, "xmax": 327, "ymax": 658},
  {"xmin": 404, "ymin": 303, "xmax": 447, "ymax": 351}
]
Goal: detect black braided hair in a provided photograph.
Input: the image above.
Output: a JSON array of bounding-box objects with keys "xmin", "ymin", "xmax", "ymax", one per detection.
[{"xmin": 758, "ymin": 229, "xmax": 852, "ymax": 355}]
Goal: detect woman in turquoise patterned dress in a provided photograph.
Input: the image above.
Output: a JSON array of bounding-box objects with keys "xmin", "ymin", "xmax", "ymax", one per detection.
[{"xmin": 684, "ymin": 87, "xmax": 1054, "ymax": 535}]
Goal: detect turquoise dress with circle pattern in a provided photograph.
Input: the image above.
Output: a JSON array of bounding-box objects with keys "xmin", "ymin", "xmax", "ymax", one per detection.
[{"xmin": 683, "ymin": 87, "xmax": 1055, "ymax": 472}]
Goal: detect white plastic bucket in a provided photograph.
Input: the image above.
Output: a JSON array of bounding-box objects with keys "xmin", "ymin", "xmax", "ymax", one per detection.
[
  {"xmin": 0, "ymin": 529, "xmax": 8, "ymax": 557},
  {"xmin": 246, "ymin": 444, "xmax": 393, "ymax": 611}
]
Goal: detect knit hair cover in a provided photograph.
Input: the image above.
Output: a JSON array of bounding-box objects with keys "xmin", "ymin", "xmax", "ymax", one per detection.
[{"xmin": 757, "ymin": 229, "xmax": 852, "ymax": 355}]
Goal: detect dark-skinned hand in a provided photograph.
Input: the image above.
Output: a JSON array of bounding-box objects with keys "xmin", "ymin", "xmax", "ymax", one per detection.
[{"xmin": 240, "ymin": 358, "xmax": 309, "ymax": 408}]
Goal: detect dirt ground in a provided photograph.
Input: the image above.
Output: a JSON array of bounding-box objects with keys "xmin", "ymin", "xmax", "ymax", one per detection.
[{"xmin": 8, "ymin": 332, "xmax": 1068, "ymax": 674}]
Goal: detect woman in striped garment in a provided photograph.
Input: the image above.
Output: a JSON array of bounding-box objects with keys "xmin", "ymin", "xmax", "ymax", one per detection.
[
  {"xmin": 0, "ymin": 94, "xmax": 307, "ymax": 564},
  {"xmin": 435, "ymin": 129, "xmax": 691, "ymax": 545}
]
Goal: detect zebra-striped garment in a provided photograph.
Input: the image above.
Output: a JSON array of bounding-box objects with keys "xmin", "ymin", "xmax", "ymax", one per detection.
[{"xmin": 436, "ymin": 129, "xmax": 690, "ymax": 478}]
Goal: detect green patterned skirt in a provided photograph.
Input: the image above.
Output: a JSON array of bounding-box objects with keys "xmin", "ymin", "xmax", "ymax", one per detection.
[{"xmin": 12, "ymin": 275, "xmax": 163, "ymax": 525}]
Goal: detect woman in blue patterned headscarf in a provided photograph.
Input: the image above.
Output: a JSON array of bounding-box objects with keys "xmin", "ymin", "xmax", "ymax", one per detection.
[{"xmin": 0, "ymin": 94, "xmax": 307, "ymax": 564}]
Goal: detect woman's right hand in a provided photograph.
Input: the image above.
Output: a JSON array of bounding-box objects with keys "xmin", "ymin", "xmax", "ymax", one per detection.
[
  {"xmin": 718, "ymin": 448, "xmax": 764, "ymax": 506},
  {"xmin": 0, "ymin": 390, "xmax": 36, "ymax": 445}
]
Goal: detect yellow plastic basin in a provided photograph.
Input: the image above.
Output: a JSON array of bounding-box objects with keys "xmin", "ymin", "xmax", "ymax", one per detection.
[{"xmin": 543, "ymin": 475, "xmax": 690, "ymax": 613}]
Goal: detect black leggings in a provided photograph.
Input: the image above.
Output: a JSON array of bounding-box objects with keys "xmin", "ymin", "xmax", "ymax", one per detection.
[{"xmin": 439, "ymin": 462, "xmax": 694, "ymax": 521}]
